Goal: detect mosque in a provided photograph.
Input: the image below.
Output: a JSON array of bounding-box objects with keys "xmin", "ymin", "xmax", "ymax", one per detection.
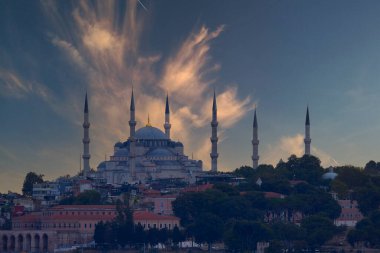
[
  {"xmin": 82, "ymin": 91, "xmax": 205, "ymax": 185},
  {"xmin": 80, "ymin": 90, "xmax": 313, "ymax": 185}
]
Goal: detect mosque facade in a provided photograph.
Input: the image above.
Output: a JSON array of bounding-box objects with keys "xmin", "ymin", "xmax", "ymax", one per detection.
[
  {"xmin": 92, "ymin": 91, "xmax": 203, "ymax": 185},
  {"xmin": 81, "ymin": 89, "xmax": 312, "ymax": 185}
]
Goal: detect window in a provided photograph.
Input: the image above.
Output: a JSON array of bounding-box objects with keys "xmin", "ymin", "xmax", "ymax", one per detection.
[
  {"xmin": 84, "ymin": 224, "xmax": 87, "ymax": 228},
  {"xmin": 160, "ymin": 224, "xmax": 162, "ymax": 228},
  {"xmin": 90, "ymin": 224, "xmax": 92, "ymax": 228}
]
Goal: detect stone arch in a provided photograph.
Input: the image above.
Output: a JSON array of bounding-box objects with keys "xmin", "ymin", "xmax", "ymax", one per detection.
[
  {"xmin": 9, "ymin": 235, "xmax": 15, "ymax": 251},
  {"xmin": 17, "ymin": 234, "xmax": 24, "ymax": 252},
  {"xmin": 42, "ymin": 234, "xmax": 48, "ymax": 252},
  {"xmin": 2, "ymin": 235, "xmax": 8, "ymax": 252},
  {"xmin": 26, "ymin": 234, "xmax": 32, "ymax": 252},
  {"xmin": 34, "ymin": 234, "xmax": 40, "ymax": 252}
]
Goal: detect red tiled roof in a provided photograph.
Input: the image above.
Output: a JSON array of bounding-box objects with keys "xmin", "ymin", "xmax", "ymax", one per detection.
[
  {"xmin": 264, "ymin": 192, "xmax": 286, "ymax": 199},
  {"xmin": 13, "ymin": 213, "xmax": 41, "ymax": 222},
  {"xmin": 151, "ymin": 195, "xmax": 177, "ymax": 199},
  {"xmin": 181, "ymin": 184, "xmax": 213, "ymax": 193},
  {"xmin": 50, "ymin": 205, "xmax": 116, "ymax": 210},
  {"xmin": 133, "ymin": 211, "xmax": 179, "ymax": 221},
  {"xmin": 289, "ymin": 180, "xmax": 307, "ymax": 186},
  {"xmin": 144, "ymin": 189, "xmax": 161, "ymax": 196}
]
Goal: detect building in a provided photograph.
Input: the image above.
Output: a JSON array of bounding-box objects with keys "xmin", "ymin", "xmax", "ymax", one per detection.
[
  {"xmin": 0, "ymin": 205, "xmax": 180, "ymax": 252},
  {"xmin": 94, "ymin": 91, "xmax": 203, "ymax": 185},
  {"xmin": 134, "ymin": 210, "xmax": 180, "ymax": 230},
  {"xmin": 32, "ymin": 182, "xmax": 60, "ymax": 206},
  {"xmin": 334, "ymin": 199, "xmax": 363, "ymax": 227}
]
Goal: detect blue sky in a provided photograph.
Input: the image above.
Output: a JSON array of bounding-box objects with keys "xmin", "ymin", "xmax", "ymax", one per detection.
[{"xmin": 1, "ymin": 0, "xmax": 380, "ymax": 192}]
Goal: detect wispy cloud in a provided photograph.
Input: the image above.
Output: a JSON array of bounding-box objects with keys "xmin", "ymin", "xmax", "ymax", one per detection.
[
  {"xmin": 262, "ymin": 133, "xmax": 338, "ymax": 167},
  {"xmin": 0, "ymin": 70, "xmax": 51, "ymax": 100},
  {"xmin": 38, "ymin": 0, "xmax": 253, "ymax": 171}
]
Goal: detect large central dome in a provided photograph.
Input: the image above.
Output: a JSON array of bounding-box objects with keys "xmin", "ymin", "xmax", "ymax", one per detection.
[{"xmin": 135, "ymin": 126, "xmax": 168, "ymax": 140}]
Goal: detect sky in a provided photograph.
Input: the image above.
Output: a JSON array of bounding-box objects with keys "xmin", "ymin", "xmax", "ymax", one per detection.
[{"xmin": 1, "ymin": 0, "xmax": 380, "ymax": 193}]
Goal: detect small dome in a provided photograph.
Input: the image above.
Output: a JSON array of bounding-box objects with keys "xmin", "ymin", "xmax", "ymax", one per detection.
[
  {"xmin": 97, "ymin": 161, "xmax": 107, "ymax": 170},
  {"xmin": 147, "ymin": 148, "xmax": 173, "ymax": 157},
  {"xmin": 176, "ymin": 142, "xmax": 184, "ymax": 147},
  {"xmin": 135, "ymin": 126, "xmax": 168, "ymax": 140},
  {"xmin": 114, "ymin": 142, "xmax": 123, "ymax": 148},
  {"xmin": 322, "ymin": 167, "xmax": 338, "ymax": 180}
]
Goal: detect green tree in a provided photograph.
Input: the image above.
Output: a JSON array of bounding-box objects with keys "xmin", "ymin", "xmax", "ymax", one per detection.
[
  {"xmin": 60, "ymin": 190, "xmax": 102, "ymax": 205},
  {"xmin": 192, "ymin": 213, "xmax": 224, "ymax": 252},
  {"xmin": 224, "ymin": 220, "xmax": 273, "ymax": 252},
  {"xmin": 172, "ymin": 226, "xmax": 185, "ymax": 248},
  {"xmin": 22, "ymin": 172, "xmax": 44, "ymax": 196},
  {"xmin": 301, "ymin": 215, "xmax": 338, "ymax": 248}
]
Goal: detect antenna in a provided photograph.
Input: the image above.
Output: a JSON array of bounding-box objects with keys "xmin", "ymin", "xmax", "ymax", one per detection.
[{"xmin": 79, "ymin": 154, "xmax": 82, "ymax": 173}]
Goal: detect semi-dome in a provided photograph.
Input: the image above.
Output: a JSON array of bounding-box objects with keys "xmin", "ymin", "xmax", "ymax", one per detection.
[
  {"xmin": 97, "ymin": 161, "xmax": 107, "ymax": 170},
  {"xmin": 114, "ymin": 142, "xmax": 123, "ymax": 148},
  {"xmin": 135, "ymin": 126, "xmax": 168, "ymax": 140}
]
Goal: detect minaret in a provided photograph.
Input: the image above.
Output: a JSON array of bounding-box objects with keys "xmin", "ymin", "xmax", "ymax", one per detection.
[
  {"xmin": 164, "ymin": 94, "xmax": 171, "ymax": 138},
  {"xmin": 304, "ymin": 106, "xmax": 311, "ymax": 155},
  {"xmin": 252, "ymin": 109, "xmax": 259, "ymax": 169},
  {"xmin": 210, "ymin": 91, "xmax": 219, "ymax": 172},
  {"xmin": 82, "ymin": 93, "xmax": 91, "ymax": 177},
  {"xmin": 129, "ymin": 89, "xmax": 136, "ymax": 179}
]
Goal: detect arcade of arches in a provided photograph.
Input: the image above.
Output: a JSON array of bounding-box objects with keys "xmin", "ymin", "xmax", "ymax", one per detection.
[{"xmin": 0, "ymin": 231, "xmax": 54, "ymax": 253}]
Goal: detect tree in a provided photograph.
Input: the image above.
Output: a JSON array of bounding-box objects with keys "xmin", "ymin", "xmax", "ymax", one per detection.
[
  {"xmin": 172, "ymin": 226, "xmax": 185, "ymax": 248},
  {"xmin": 60, "ymin": 190, "xmax": 102, "ymax": 205},
  {"xmin": 347, "ymin": 211, "xmax": 380, "ymax": 248},
  {"xmin": 364, "ymin": 160, "xmax": 380, "ymax": 175},
  {"xmin": 224, "ymin": 220, "xmax": 273, "ymax": 252},
  {"xmin": 22, "ymin": 172, "xmax": 44, "ymax": 196},
  {"xmin": 94, "ymin": 221, "xmax": 107, "ymax": 246},
  {"xmin": 301, "ymin": 215, "xmax": 338, "ymax": 248},
  {"xmin": 192, "ymin": 213, "xmax": 224, "ymax": 252}
]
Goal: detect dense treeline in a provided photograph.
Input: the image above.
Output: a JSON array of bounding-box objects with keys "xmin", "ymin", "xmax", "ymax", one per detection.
[
  {"xmin": 172, "ymin": 155, "xmax": 343, "ymax": 252},
  {"xmin": 335, "ymin": 161, "xmax": 380, "ymax": 247},
  {"xmin": 93, "ymin": 202, "xmax": 185, "ymax": 250}
]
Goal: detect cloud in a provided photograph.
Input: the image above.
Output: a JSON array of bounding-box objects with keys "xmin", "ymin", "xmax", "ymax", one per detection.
[
  {"xmin": 20, "ymin": 1, "xmax": 254, "ymax": 174},
  {"xmin": 0, "ymin": 70, "xmax": 51, "ymax": 100},
  {"xmin": 262, "ymin": 133, "xmax": 338, "ymax": 167}
]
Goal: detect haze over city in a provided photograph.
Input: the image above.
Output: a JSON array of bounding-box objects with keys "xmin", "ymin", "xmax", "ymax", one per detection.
[{"xmin": 2, "ymin": 0, "xmax": 380, "ymax": 192}]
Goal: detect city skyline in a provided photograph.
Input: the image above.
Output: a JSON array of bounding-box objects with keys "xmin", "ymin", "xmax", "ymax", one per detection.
[{"xmin": 2, "ymin": 0, "xmax": 380, "ymax": 192}]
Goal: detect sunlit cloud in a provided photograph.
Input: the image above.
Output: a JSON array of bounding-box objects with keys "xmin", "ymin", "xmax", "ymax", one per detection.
[
  {"xmin": 14, "ymin": 0, "xmax": 254, "ymax": 174},
  {"xmin": 262, "ymin": 133, "xmax": 338, "ymax": 167}
]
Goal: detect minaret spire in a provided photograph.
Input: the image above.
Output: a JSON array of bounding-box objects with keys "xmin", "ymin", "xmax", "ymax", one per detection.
[
  {"xmin": 210, "ymin": 90, "xmax": 218, "ymax": 172},
  {"xmin": 252, "ymin": 109, "xmax": 259, "ymax": 169},
  {"xmin": 82, "ymin": 93, "xmax": 91, "ymax": 177},
  {"xmin": 164, "ymin": 93, "xmax": 171, "ymax": 138},
  {"xmin": 129, "ymin": 88, "xmax": 136, "ymax": 180},
  {"xmin": 304, "ymin": 106, "xmax": 311, "ymax": 155}
]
